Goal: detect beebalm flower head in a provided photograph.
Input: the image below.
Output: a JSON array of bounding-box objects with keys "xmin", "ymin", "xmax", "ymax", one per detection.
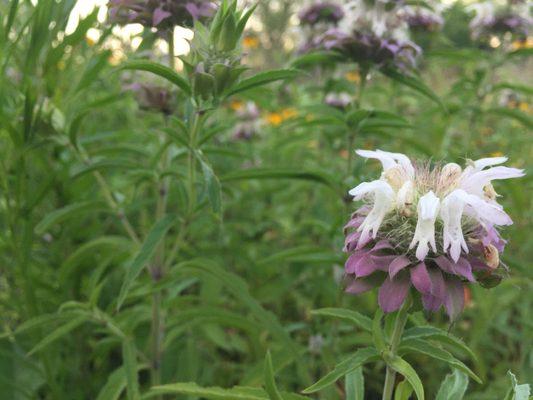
[
  {"xmin": 108, "ymin": 0, "xmax": 216, "ymax": 31},
  {"xmin": 343, "ymin": 149, "xmax": 524, "ymax": 319},
  {"xmin": 467, "ymin": 1, "xmax": 532, "ymax": 41},
  {"xmin": 299, "ymin": 2, "xmax": 345, "ymax": 26}
]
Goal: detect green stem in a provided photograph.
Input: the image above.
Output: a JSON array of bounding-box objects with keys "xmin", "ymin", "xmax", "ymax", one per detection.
[
  {"xmin": 187, "ymin": 111, "xmax": 203, "ymax": 215},
  {"xmin": 382, "ymin": 297, "xmax": 411, "ymax": 400}
]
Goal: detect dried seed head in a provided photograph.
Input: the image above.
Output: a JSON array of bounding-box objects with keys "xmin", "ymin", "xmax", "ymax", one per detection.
[{"xmin": 483, "ymin": 244, "xmax": 500, "ymax": 270}]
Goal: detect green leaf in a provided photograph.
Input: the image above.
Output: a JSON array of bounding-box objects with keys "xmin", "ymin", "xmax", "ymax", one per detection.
[
  {"xmin": 394, "ymin": 380, "xmax": 414, "ymax": 400},
  {"xmin": 302, "ymin": 347, "xmax": 379, "ymax": 393},
  {"xmin": 118, "ymin": 60, "xmax": 191, "ymax": 95},
  {"xmin": 402, "ymin": 326, "xmax": 476, "ymax": 362},
  {"xmin": 381, "ymin": 67, "xmax": 446, "ymax": 111},
  {"xmin": 345, "ymin": 367, "xmax": 364, "ymax": 400},
  {"xmin": 199, "ymin": 156, "xmax": 222, "ymax": 214},
  {"xmin": 96, "ymin": 367, "xmax": 127, "ymax": 400},
  {"xmin": 122, "ymin": 339, "xmax": 140, "ymax": 400},
  {"xmin": 385, "ymin": 355, "xmax": 424, "ymax": 400},
  {"xmin": 372, "ymin": 309, "xmax": 386, "ymax": 352},
  {"xmin": 435, "ymin": 370, "xmax": 469, "ymax": 400},
  {"xmin": 264, "ymin": 351, "xmax": 283, "ymax": 400},
  {"xmin": 221, "ymin": 168, "xmax": 339, "ymax": 191},
  {"xmin": 145, "ymin": 382, "xmax": 307, "ymax": 400},
  {"xmin": 117, "ymin": 215, "xmax": 177, "ymax": 310},
  {"xmin": 35, "ymin": 200, "xmax": 106, "ymax": 235},
  {"xmin": 225, "ymin": 69, "xmax": 300, "ymax": 97},
  {"xmin": 290, "ymin": 51, "xmax": 342, "ymax": 68},
  {"xmin": 311, "ymin": 308, "xmax": 372, "ymax": 332},
  {"xmin": 27, "ymin": 315, "xmax": 88, "ymax": 355},
  {"xmin": 506, "ymin": 371, "xmax": 531, "ymax": 400},
  {"xmin": 399, "ymin": 339, "xmax": 482, "ymax": 383}
]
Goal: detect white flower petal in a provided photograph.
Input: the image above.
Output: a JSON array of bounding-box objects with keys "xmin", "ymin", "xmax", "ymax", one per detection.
[
  {"xmin": 351, "ymin": 180, "xmax": 395, "ymax": 247},
  {"xmin": 355, "ymin": 149, "xmax": 397, "ymax": 170},
  {"xmin": 460, "ymin": 166, "xmax": 525, "ymax": 197},
  {"xmin": 462, "ymin": 193, "xmax": 513, "ymax": 226},
  {"xmin": 396, "ymin": 180, "xmax": 414, "ymax": 209},
  {"xmin": 473, "ymin": 156, "xmax": 508, "ymax": 170},
  {"xmin": 440, "ymin": 190, "xmax": 469, "ymax": 262},
  {"xmin": 410, "ymin": 191, "xmax": 440, "ymax": 260}
]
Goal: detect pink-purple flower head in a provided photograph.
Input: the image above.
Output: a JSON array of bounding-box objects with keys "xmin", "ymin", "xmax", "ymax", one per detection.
[
  {"xmin": 299, "ymin": 2, "xmax": 345, "ymax": 26},
  {"xmin": 108, "ymin": 0, "xmax": 216, "ymax": 31},
  {"xmin": 343, "ymin": 149, "xmax": 524, "ymax": 319}
]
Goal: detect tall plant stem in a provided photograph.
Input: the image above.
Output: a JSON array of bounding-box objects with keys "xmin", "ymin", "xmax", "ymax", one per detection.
[
  {"xmin": 187, "ymin": 111, "xmax": 203, "ymax": 215},
  {"xmin": 382, "ymin": 297, "xmax": 411, "ymax": 400},
  {"xmin": 149, "ymin": 29, "xmax": 177, "ymax": 392},
  {"xmin": 347, "ymin": 66, "xmax": 369, "ymax": 175}
]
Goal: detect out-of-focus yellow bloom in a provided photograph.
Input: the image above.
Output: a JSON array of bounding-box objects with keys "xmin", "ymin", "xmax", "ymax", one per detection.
[
  {"xmin": 86, "ymin": 35, "xmax": 96, "ymax": 47},
  {"xmin": 345, "ymin": 71, "xmax": 360, "ymax": 83},
  {"xmin": 281, "ymin": 108, "xmax": 297, "ymax": 119},
  {"xmin": 57, "ymin": 60, "xmax": 66, "ymax": 70},
  {"xmin": 108, "ymin": 50, "xmax": 125, "ymax": 66},
  {"xmin": 266, "ymin": 113, "xmax": 283, "ymax": 126},
  {"xmin": 490, "ymin": 151, "xmax": 504, "ymax": 157},
  {"xmin": 518, "ymin": 102, "xmax": 530, "ymax": 113},
  {"xmin": 511, "ymin": 37, "xmax": 533, "ymax": 50},
  {"xmin": 243, "ymin": 35, "xmax": 259, "ymax": 49},
  {"xmin": 230, "ymin": 99, "xmax": 244, "ymax": 111}
]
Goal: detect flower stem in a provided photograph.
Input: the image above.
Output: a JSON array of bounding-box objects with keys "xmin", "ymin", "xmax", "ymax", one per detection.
[{"xmin": 382, "ymin": 297, "xmax": 411, "ymax": 400}]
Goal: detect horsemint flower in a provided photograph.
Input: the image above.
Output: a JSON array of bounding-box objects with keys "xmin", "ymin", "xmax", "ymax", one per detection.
[
  {"xmin": 343, "ymin": 149, "xmax": 524, "ymax": 318},
  {"xmin": 108, "ymin": 0, "xmax": 216, "ymax": 31},
  {"xmin": 467, "ymin": 1, "xmax": 531, "ymax": 41},
  {"xmin": 309, "ymin": 0, "xmax": 422, "ymax": 71}
]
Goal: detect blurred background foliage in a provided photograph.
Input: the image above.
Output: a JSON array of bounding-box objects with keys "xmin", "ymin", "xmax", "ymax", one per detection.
[{"xmin": 0, "ymin": 0, "xmax": 531, "ymax": 399}]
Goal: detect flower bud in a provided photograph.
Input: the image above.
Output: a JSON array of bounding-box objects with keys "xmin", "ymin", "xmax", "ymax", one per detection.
[
  {"xmin": 439, "ymin": 163, "xmax": 462, "ymax": 191},
  {"xmin": 383, "ymin": 165, "xmax": 406, "ymax": 191},
  {"xmin": 483, "ymin": 244, "xmax": 500, "ymax": 270},
  {"xmin": 192, "ymin": 62, "xmax": 215, "ymax": 100}
]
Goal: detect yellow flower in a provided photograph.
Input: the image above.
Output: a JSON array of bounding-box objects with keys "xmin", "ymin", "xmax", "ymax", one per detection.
[
  {"xmin": 490, "ymin": 151, "xmax": 504, "ymax": 157},
  {"xmin": 345, "ymin": 71, "xmax": 360, "ymax": 83},
  {"xmin": 230, "ymin": 100, "xmax": 244, "ymax": 111},
  {"xmin": 243, "ymin": 35, "xmax": 259, "ymax": 50},
  {"xmin": 266, "ymin": 113, "xmax": 283, "ymax": 126},
  {"xmin": 518, "ymin": 102, "xmax": 529, "ymax": 113},
  {"xmin": 85, "ymin": 35, "xmax": 96, "ymax": 47},
  {"xmin": 511, "ymin": 37, "xmax": 533, "ymax": 50},
  {"xmin": 281, "ymin": 108, "xmax": 297, "ymax": 120}
]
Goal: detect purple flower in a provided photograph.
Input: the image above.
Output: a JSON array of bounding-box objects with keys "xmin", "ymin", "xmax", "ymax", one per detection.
[
  {"xmin": 126, "ymin": 83, "xmax": 173, "ymax": 115},
  {"xmin": 299, "ymin": 2, "xmax": 344, "ymax": 26},
  {"xmin": 318, "ymin": 28, "xmax": 421, "ymax": 71},
  {"xmin": 108, "ymin": 0, "xmax": 216, "ymax": 30},
  {"xmin": 342, "ymin": 150, "xmax": 524, "ymax": 319}
]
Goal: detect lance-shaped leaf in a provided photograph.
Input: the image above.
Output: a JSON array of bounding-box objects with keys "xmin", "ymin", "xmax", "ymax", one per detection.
[
  {"xmin": 398, "ymin": 338, "xmax": 482, "ymax": 383},
  {"xmin": 264, "ymin": 351, "xmax": 283, "ymax": 400},
  {"xmin": 384, "ymin": 355, "xmax": 424, "ymax": 400},
  {"xmin": 117, "ymin": 215, "xmax": 177, "ymax": 310},
  {"xmin": 118, "ymin": 60, "xmax": 191, "ymax": 95},
  {"xmin": 311, "ymin": 308, "xmax": 372, "ymax": 332},
  {"xmin": 27, "ymin": 314, "xmax": 89, "ymax": 355},
  {"xmin": 435, "ymin": 370, "xmax": 469, "ymax": 400},
  {"xmin": 225, "ymin": 69, "xmax": 300, "ymax": 97},
  {"xmin": 302, "ymin": 347, "xmax": 379, "ymax": 393},
  {"xmin": 345, "ymin": 367, "xmax": 365, "ymax": 400}
]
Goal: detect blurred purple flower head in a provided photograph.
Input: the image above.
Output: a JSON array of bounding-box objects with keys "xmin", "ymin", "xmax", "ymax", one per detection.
[
  {"xmin": 325, "ymin": 92, "xmax": 352, "ymax": 109},
  {"xmin": 320, "ymin": 28, "xmax": 421, "ymax": 71},
  {"xmin": 108, "ymin": 0, "xmax": 216, "ymax": 30},
  {"xmin": 232, "ymin": 102, "xmax": 261, "ymax": 141},
  {"xmin": 343, "ymin": 150, "xmax": 524, "ymax": 319},
  {"xmin": 126, "ymin": 83, "xmax": 173, "ymax": 114},
  {"xmin": 468, "ymin": 1, "xmax": 532, "ymax": 40},
  {"xmin": 299, "ymin": 2, "xmax": 345, "ymax": 26},
  {"xmin": 404, "ymin": 10, "xmax": 444, "ymax": 32}
]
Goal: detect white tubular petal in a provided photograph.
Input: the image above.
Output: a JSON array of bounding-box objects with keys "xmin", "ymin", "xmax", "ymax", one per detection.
[
  {"xmin": 349, "ymin": 179, "xmax": 390, "ymax": 200},
  {"xmin": 461, "ymin": 192, "xmax": 513, "ymax": 226},
  {"xmin": 440, "ymin": 190, "xmax": 469, "ymax": 262},
  {"xmin": 355, "ymin": 181, "xmax": 395, "ymax": 244},
  {"xmin": 410, "ymin": 191, "xmax": 440, "ymax": 260},
  {"xmin": 473, "ymin": 157, "xmax": 508, "ymax": 170},
  {"xmin": 355, "ymin": 149, "xmax": 397, "ymax": 170},
  {"xmin": 460, "ymin": 166, "xmax": 525, "ymax": 197},
  {"xmin": 397, "ymin": 180, "xmax": 414, "ymax": 208},
  {"xmin": 377, "ymin": 150, "xmax": 415, "ymax": 178}
]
